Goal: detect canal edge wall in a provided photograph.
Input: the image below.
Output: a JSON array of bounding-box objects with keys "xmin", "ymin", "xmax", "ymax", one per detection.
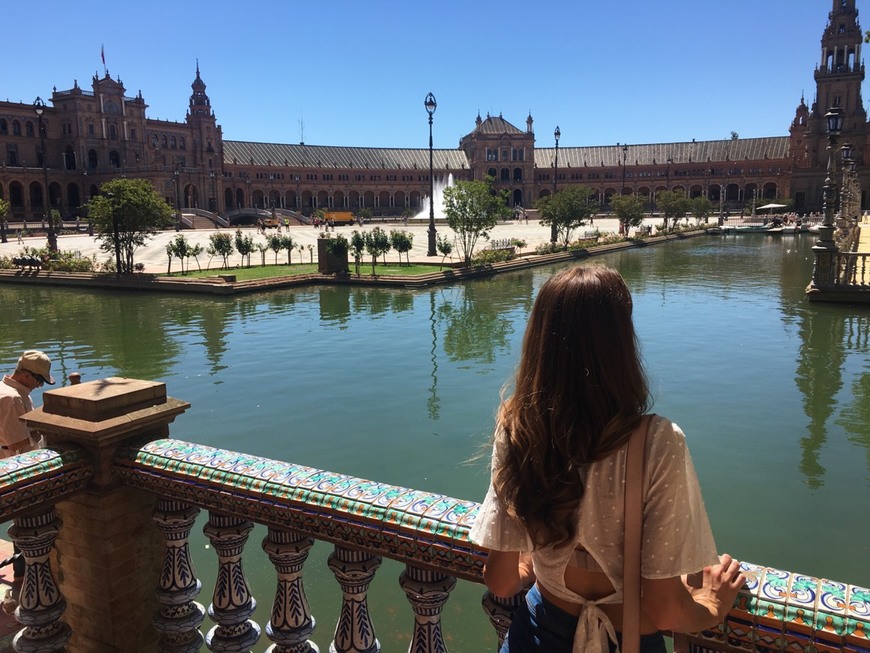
[{"xmin": 0, "ymin": 231, "xmax": 705, "ymax": 295}]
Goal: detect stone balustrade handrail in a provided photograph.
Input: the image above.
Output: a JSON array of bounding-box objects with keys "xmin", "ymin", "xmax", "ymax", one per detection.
[
  {"xmin": 113, "ymin": 438, "xmax": 485, "ymax": 581},
  {"xmin": 0, "ymin": 446, "xmax": 93, "ymax": 520},
  {"xmin": 835, "ymin": 251, "xmax": 870, "ymax": 287}
]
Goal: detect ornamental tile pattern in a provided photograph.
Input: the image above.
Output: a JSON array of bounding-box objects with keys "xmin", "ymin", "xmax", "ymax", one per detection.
[
  {"xmin": 0, "ymin": 446, "xmax": 93, "ymax": 520},
  {"xmin": 110, "ymin": 439, "xmax": 870, "ymax": 652}
]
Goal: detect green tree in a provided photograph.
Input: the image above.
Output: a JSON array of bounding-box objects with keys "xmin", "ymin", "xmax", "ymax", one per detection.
[
  {"xmin": 234, "ymin": 229, "xmax": 255, "ymax": 267},
  {"xmin": 208, "ymin": 232, "xmax": 234, "ymax": 269},
  {"xmin": 389, "ymin": 229, "xmax": 414, "ymax": 265},
  {"xmin": 364, "ymin": 226, "xmax": 391, "ymax": 275},
  {"xmin": 436, "ymin": 234, "xmax": 453, "ymax": 270},
  {"xmin": 443, "ymin": 178, "xmax": 511, "ymax": 265},
  {"xmin": 350, "ymin": 230, "xmax": 366, "ymax": 277},
  {"xmin": 0, "ymin": 197, "xmax": 10, "ymax": 243},
  {"xmin": 268, "ymin": 233, "xmax": 283, "ymax": 264},
  {"xmin": 690, "ymin": 196, "xmax": 714, "ymax": 225},
  {"xmin": 256, "ymin": 241, "xmax": 270, "ymax": 266},
  {"xmin": 610, "ymin": 195, "xmax": 647, "ymax": 234},
  {"xmin": 167, "ymin": 234, "xmax": 192, "ymax": 274},
  {"xmin": 86, "ymin": 178, "xmax": 173, "ymax": 274},
  {"xmin": 656, "ymin": 189, "xmax": 691, "ymax": 231},
  {"xmin": 281, "ymin": 234, "xmax": 296, "ymax": 264},
  {"xmin": 536, "ymin": 185, "xmax": 596, "ymax": 247},
  {"xmin": 188, "ymin": 242, "xmax": 203, "ymax": 271}
]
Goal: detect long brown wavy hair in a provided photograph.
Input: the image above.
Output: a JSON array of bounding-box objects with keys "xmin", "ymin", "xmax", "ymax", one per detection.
[{"xmin": 493, "ymin": 265, "xmax": 649, "ymax": 549}]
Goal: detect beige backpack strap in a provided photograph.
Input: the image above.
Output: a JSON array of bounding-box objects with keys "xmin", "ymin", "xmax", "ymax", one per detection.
[{"xmin": 622, "ymin": 415, "xmax": 653, "ymax": 653}]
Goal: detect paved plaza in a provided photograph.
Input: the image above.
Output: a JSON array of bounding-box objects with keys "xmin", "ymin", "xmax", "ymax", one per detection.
[{"xmin": 0, "ymin": 217, "xmax": 634, "ymax": 274}]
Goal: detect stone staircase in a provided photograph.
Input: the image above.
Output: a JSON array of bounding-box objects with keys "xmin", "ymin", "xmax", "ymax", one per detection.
[{"xmin": 183, "ymin": 213, "xmax": 219, "ymax": 230}]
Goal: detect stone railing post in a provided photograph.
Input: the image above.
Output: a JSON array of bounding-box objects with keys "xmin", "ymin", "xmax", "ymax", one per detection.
[
  {"xmin": 262, "ymin": 527, "xmax": 318, "ymax": 653},
  {"xmin": 21, "ymin": 377, "xmax": 190, "ymax": 652},
  {"xmin": 327, "ymin": 546, "xmax": 381, "ymax": 653},
  {"xmin": 399, "ymin": 565, "xmax": 456, "ymax": 653},
  {"xmin": 481, "ymin": 591, "xmax": 525, "ymax": 650}
]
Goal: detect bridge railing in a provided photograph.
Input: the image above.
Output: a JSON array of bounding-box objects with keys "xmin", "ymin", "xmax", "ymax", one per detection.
[
  {"xmin": 3, "ymin": 377, "xmax": 869, "ymax": 652},
  {"xmin": 834, "ymin": 252, "xmax": 870, "ymax": 288}
]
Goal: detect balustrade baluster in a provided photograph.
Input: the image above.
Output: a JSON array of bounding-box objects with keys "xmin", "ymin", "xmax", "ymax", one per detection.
[
  {"xmin": 7, "ymin": 507, "xmax": 71, "ymax": 652},
  {"xmin": 399, "ymin": 565, "xmax": 456, "ymax": 653},
  {"xmin": 327, "ymin": 546, "xmax": 381, "ymax": 653},
  {"xmin": 203, "ymin": 513, "xmax": 260, "ymax": 652},
  {"xmin": 262, "ymin": 528, "xmax": 318, "ymax": 653},
  {"xmin": 481, "ymin": 591, "xmax": 524, "ymax": 650},
  {"xmin": 152, "ymin": 500, "xmax": 205, "ymax": 652}
]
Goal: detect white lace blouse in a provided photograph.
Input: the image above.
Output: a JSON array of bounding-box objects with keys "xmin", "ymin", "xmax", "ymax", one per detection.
[{"xmin": 469, "ymin": 415, "xmax": 719, "ymax": 653}]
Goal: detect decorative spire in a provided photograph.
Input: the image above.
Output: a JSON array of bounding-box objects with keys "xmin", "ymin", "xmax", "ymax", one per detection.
[{"xmin": 189, "ymin": 61, "xmax": 210, "ymax": 116}]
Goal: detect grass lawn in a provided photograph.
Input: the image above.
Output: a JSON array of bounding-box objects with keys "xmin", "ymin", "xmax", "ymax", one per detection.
[{"xmin": 167, "ymin": 261, "xmax": 449, "ymax": 281}]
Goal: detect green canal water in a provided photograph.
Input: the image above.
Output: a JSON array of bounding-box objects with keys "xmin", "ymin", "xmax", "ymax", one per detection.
[{"xmin": 1, "ymin": 234, "xmax": 868, "ymax": 651}]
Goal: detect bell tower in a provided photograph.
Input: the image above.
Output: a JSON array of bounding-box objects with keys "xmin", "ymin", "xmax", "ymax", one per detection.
[
  {"xmin": 812, "ymin": 0, "xmax": 866, "ymax": 138},
  {"xmin": 790, "ymin": 0, "xmax": 867, "ymax": 212},
  {"xmin": 184, "ymin": 61, "xmax": 222, "ymax": 172}
]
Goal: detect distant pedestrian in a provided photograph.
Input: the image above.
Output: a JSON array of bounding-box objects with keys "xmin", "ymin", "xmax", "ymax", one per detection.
[{"xmin": 17, "ymin": 230, "xmax": 23, "ymax": 244}]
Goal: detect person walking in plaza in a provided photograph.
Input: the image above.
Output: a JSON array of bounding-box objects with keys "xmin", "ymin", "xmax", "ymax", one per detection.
[
  {"xmin": 470, "ymin": 265, "xmax": 744, "ymax": 653},
  {"xmin": 0, "ymin": 350, "xmax": 55, "ymax": 612}
]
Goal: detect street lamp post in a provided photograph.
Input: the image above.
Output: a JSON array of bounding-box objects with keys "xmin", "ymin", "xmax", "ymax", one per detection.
[
  {"xmin": 33, "ymin": 97, "xmax": 57, "ymax": 252},
  {"xmin": 551, "ymin": 126, "xmax": 560, "ymax": 243},
  {"xmin": 811, "ymin": 106, "xmax": 844, "ymax": 288},
  {"xmin": 210, "ymin": 170, "xmax": 216, "ymax": 213},
  {"xmin": 173, "ymin": 168, "xmax": 181, "ymax": 231},
  {"xmin": 619, "ymin": 143, "xmax": 628, "ymax": 234},
  {"xmin": 620, "ymin": 144, "xmax": 628, "ymax": 194},
  {"xmin": 425, "ymin": 92, "xmax": 437, "ymax": 256}
]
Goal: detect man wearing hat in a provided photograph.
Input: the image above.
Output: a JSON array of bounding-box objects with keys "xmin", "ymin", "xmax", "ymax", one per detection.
[
  {"xmin": 0, "ymin": 350, "xmax": 55, "ymax": 612},
  {"xmin": 0, "ymin": 350, "xmax": 54, "ymax": 455}
]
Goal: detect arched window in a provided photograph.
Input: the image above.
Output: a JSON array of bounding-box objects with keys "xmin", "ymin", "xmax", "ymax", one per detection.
[
  {"xmin": 109, "ymin": 124, "xmax": 117, "ymax": 140},
  {"xmin": 109, "ymin": 151, "xmax": 121, "ymax": 168},
  {"xmin": 513, "ymin": 167, "xmax": 523, "ymax": 182},
  {"xmin": 170, "ymin": 136, "xmax": 177, "ymax": 149},
  {"xmin": 500, "ymin": 168, "xmax": 510, "ymax": 183},
  {"xmin": 12, "ymin": 121, "xmax": 21, "ymax": 136},
  {"xmin": 25, "ymin": 121, "xmax": 34, "ymax": 138},
  {"xmin": 9, "ymin": 182, "xmax": 24, "ymax": 208},
  {"xmin": 179, "ymin": 137, "xmax": 185, "ymax": 150},
  {"xmin": 88, "ymin": 149, "xmax": 98, "ymax": 170},
  {"xmin": 161, "ymin": 135, "xmax": 168, "ymax": 148},
  {"xmin": 0, "ymin": 119, "xmax": 7, "ymax": 135}
]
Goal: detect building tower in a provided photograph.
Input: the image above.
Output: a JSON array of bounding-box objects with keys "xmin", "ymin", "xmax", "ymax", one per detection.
[
  {"xmin": 791, "ymin": 0, "xmax": 867, "ymax": 212},
  {"xmin": 184, "ymin": 62, "xmax": 223, "ymax": 211}
]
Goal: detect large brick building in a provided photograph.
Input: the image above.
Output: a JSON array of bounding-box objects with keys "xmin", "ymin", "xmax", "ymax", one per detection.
[{"xmin": 0, "ymin": 0, "xmax": 865, "ymax": 224}]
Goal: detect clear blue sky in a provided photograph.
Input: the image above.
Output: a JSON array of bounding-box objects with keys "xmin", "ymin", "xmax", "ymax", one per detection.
[{"xmin": 1, "ymin": 0, "xmax": 845, "ymax": 150}]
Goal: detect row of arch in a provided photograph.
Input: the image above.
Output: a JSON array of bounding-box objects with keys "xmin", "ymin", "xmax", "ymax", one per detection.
[
  {"xmin": 537, "ymin": 182, "xmax": 781, "ymax": 204},
  {"xmin": 220, "ymin": 181, "xmax": 782, "ymax": 214},
  {"xmin": 222, "ymin": 187, "xmax": 428, "ymax": 212},
  {"xmin": 0, "ymin": 178, "xmax": 783, "ymax": 219},
  {"xmin": 0, "ymin": 180, "xmax": 203, "ymax": 217}
]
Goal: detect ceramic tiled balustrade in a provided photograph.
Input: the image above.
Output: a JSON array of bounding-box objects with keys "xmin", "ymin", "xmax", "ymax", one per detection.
[{"xmin": 0, "ymin": 377, "xmax": 866, "ymax": 652}]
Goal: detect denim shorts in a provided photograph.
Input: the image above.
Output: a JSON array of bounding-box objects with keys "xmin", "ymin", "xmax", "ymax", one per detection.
[{"xmin": 500, "ymin": 584, "xmax": 667, "ymax": 653}]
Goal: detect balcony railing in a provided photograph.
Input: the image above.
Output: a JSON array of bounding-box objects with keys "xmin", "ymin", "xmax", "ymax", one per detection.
[
  {"xmin": 834, "ymin": 252, "xmax": 870, "ymax": 288},
  {"xmin": 2, "ymin": 377, "xmax": 868, "ymax": 652}
]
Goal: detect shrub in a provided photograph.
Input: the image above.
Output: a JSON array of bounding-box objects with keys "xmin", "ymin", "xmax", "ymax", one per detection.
[
  {"xmin": 473, "ymin": 248, "xmax": 515, "ymax": 265},
  {"xmin": 533, "ymin": 242, "xmax": 564, "ymax": 255}
]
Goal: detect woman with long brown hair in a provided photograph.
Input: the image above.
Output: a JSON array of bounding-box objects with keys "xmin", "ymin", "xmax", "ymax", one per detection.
[{"xmin": 470, "ymin": 265, "xmax": 744, "ymax": 653}]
